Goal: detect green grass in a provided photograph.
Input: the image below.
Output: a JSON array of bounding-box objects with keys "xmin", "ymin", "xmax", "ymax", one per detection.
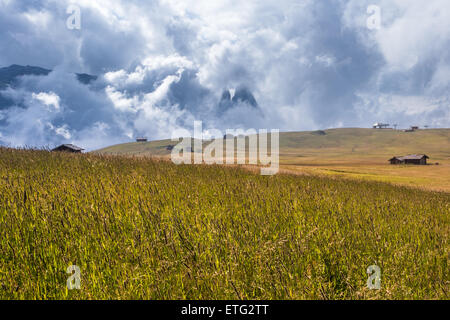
[
  {"xmin": 95, "ymin": 128, "xmax": 450, "ymax": 192},
  {"xmin": 0, "ymin": 148, "xmax": 448, "ymax": 299},
  {"xmin": 96, "ymin": 128, "xmax": 450, "ymax": 161}
]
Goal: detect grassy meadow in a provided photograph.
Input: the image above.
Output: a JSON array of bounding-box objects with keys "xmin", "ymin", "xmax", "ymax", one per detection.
[
  {"xmin": 97, "ymin": 128, "xmax": 450, "ymax": 192},
  {"xmin": 0, "ymin": 147, "xmax": 448, "ymax": 299}
]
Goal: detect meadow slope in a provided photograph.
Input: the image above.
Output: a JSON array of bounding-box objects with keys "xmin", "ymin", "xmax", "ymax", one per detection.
[
  {"xmin": 0, "ymin": 148, "xmax": 448, "ymax": 299},
  {"xmin": 96, "ymin": 128, "xmax": 450, "ymax": 192}
]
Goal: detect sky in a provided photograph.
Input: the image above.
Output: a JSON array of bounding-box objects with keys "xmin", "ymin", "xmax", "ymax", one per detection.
[{"xmin": 0, "ymin": 0, "xmax": 449, "ymax": 150}]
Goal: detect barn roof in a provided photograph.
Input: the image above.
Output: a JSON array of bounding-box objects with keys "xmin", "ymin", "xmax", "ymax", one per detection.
[{"xmin": 52, "ymin": 144, "xmax": 84, "ymax": 151}]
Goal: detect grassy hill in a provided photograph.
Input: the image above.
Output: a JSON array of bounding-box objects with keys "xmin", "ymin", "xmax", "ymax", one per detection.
[
  {"xmin": 96, "ymin": 128, "xmax": 450, "ymax": 159},
  {"xmin": 0, "ymin": 148, "xmax": 448, "ymax": 299},
  {"xmin": 96, "ymin": 128, "xmax": 450, "ymax": 192}
]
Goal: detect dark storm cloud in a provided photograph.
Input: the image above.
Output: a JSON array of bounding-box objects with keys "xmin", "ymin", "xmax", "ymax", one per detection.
[{"xmin": 0, "ymin": 0, "xmax": 448, "ymax": 149}]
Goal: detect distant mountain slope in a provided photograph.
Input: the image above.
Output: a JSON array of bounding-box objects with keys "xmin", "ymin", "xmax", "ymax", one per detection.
[
  {"xmin": 0, "ymin": 64, "xmax": 97, "ymax": 87},
  {"xmin": 95, "ymin": 128, "xmax": 450, "ymax": 161},
  {"xmin": 75, "ymin": 73, "xmax": 98, "ymax": 84},
  {"xmin": 95, "ymin": 128, "xmax": 450, "ymax": 192},
  {"xmin": 0, "ymin": 64, "xmax": 97, "ymax": 109},
  {"xmin": 0, "ymin": 64, "xmax": 51, "ymax": 89},
  {"xmin": 218, "ymin": 86, "xmax": 259, "ymax": 114}
]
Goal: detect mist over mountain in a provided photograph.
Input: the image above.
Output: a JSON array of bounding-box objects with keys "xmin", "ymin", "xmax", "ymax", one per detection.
[
  {"xmin": 0, "ymin": 65, "xmax": 51, "ymax": 89},
  {"xmin": 0, "ymin": 62, "xmax": 263, "ymax": 149},
  {"xmin": 75, "ymin": 73, "xmax": 98, "ymax": 85},
  {"xmin": 219, "ymin": 86, "xmax": 259, "ymax": 112},
  {"xmin": 0, "ymin": 1, "xmax": 449, "ymax": 150},
  {"xmin": 0, "ymin": 65, "xmax": 97, "ymax": 110}
]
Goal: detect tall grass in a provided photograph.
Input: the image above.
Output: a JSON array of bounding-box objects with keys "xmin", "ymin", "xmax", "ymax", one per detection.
[{"xmin": 0, "ymin": 148, "xmax": 448, "ymax": 299}]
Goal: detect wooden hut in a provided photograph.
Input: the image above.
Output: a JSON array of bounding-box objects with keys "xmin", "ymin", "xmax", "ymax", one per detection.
[
  {"xmin": 52, "ymin": 144, "xmax": 84, "ymax": 153},
  {"xmin": 389, "ymin": 154, "xmax": 429, "ymax": 165}
]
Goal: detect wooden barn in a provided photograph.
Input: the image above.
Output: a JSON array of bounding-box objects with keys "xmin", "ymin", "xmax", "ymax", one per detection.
[
  {"xmin": 52, "ymin": 144, "xmax": 84, "ymax": 153},
  {"xmin": 389, "ymin": 154, "xmax": 429, "ymax": 165}
]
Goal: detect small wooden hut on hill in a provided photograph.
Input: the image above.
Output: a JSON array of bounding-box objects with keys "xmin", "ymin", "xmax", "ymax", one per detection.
[{"xmin": 389, "ymin": 154, "xmax": 429, "ymax": 165}]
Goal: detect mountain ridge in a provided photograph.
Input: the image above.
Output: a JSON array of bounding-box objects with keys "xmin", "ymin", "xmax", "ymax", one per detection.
[{"xmin": 0, "ymin": 64, "xmax": 97, "ymax": 109}]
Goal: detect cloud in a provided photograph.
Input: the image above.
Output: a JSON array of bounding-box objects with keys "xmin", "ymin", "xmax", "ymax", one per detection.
[
  {"xmin": 32, "ymin": 91, "xmax": 60, "ymax": 110},
  {"xmin": 0, "ymin": 0, "xmax": 449, "ymax": 150}
]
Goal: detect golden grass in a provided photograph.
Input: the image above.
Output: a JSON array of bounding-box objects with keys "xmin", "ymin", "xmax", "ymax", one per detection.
[
  {"xmin": 95, "ymin": 128, "xmax": 450, "ymax": 192},
  {"xmin": 281, "ymin": 157, "xmax": 450, "ymax": 193},
  {"xmin": 0, "ymin": 148, "xmax": 449, "ymax": 299}
]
